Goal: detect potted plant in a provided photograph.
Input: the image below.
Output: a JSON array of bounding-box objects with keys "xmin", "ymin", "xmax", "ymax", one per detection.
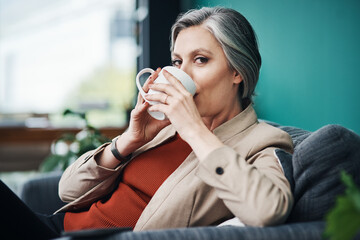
[
  {"xmin": 40, "ymin": 109, "xmax": 109, "ymax": 172},
  {"xmin": 324, "ymin": 171, "xmax": 360, "ymax": 240}
]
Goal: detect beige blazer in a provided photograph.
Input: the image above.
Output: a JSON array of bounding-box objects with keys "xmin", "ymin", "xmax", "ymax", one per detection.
[{"xmin": 57, "ymin": 105, "xmax": 294, "ymax": 231}]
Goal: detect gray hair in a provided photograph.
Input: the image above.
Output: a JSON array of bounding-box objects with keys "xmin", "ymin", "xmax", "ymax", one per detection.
[{"xmin": 170, "ymin": 7, "xmax": 262, "ymax": 103}]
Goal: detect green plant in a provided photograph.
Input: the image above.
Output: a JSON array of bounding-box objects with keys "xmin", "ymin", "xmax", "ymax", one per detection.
[
  {"xmin": 40, "ymin": 109, "xmax": 109, "ymax": 172},
  {"xmin": 324, "ymin": 171, "xmax": 360, "ymax": 240}
]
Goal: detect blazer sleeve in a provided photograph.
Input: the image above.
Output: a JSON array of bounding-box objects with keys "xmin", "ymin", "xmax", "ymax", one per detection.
[
  {"xmin": 58, "ymin": 142, "xmax": 129, "ymax": 203},
  {"xmin": 57, "ymin": 126, "xmax": 176, "ymax": 212},
  {"xmin": 195, "ymin": 129, "xmax": 294, "ymax": 227}
]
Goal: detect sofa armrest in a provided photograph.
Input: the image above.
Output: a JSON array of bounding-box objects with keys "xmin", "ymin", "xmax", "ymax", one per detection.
[{"xmin": 20, "ymin": 172, "xmax": 65, "ymax": 214}]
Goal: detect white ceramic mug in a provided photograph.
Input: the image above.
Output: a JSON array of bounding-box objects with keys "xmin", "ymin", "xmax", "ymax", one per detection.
[{"xmin": 135, "ymin": 66, "xmax": 196, "ymax": 120}]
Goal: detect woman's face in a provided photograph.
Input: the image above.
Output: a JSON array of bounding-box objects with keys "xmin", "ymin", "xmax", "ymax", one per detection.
[{"xmin": 172, "ymin": 25, "xmax": 242, "ymax": 120}]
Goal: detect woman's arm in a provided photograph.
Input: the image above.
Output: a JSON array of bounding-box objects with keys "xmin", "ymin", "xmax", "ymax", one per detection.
[
  {"xmin": 59, "ymin": 68, "xmax": 171, "ymax": 203},
  {"xmin": 194, "ymin": 129, "xmax": 294, "ymax": 227},
  {"xmin": 95, "ymin": 130, "xmax": 143, "ymax": 169},
  {"xmin": 58, "ymin": 142, "xmax": 124, "ymax": 202}
]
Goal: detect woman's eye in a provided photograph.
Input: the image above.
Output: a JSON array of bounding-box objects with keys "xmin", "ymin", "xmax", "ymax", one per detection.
[
  {"xmin": 171, "ymin": 59, "xmax": 182, "ymax": 67},
  {"xmin": 195, "ymin": 57, "xmax": 208, "ymax": 64}
]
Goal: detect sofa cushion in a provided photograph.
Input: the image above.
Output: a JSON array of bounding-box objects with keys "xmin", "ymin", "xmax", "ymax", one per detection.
[
  {"xmin": 264, "ymin": 120, "xmax": 311, "ymax": 148},
  {"xmin": 274, "ymin": 149, "xmax": 294, "ymax": 193},
  {"xmin": 277, "ymin": 126, "xmax": 311, "ymax": 149},
  {"xmin": 20, "ymin": 172, "xmax": 65, "ymax": 214},
  {"xmin": 286, "ymin": 125, "xmax": 360, "ymax": 222}
]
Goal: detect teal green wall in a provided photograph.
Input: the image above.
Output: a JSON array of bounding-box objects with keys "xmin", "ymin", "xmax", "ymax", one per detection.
[{"xmin": 193, "ymin": 0, "xmax": 360, "ymax": 133}]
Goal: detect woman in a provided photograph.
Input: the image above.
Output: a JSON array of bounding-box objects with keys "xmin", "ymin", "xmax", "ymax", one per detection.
[{"xmin": 58, "ymin": 7, "xmax": 293, "ymax": 231}]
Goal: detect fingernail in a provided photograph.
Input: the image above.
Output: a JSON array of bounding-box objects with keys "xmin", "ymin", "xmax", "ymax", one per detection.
[{"xmin": 156, "ymin": 67, "xmax": 161, "ymax": 71}]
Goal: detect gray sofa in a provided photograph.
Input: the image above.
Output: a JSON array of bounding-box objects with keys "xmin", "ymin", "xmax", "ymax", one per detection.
[{"xmin": 20, "ymin": 123, "xmax": 360, "ymax": 239}]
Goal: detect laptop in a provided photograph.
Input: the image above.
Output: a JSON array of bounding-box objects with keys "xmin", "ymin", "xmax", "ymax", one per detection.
[{"xmin": 0, "ymin": 180, "xmax": 59, "ymax": 240}]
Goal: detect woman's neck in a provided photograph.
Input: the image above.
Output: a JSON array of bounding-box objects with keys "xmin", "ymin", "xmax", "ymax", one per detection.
[{"xmin": 202, "ymin": 100, "xmax": 243, "ymax": 131}]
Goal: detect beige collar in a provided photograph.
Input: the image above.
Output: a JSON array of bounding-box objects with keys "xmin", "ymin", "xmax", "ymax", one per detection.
[{"xmin": 213, "ymin": 104, "xmax": 258, "ymax": 142}]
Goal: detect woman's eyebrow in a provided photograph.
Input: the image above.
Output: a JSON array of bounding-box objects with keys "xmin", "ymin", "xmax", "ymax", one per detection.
[
  {"xmin": 171, "ymin": 52, "xmax": 181, "ymax": 59},
  {"xmin": 192, "ymin": 48, "xmax": 213, "ymax": 55},
  {"xmin": 172, "ymin": 48, "xmax": 214, "ymax": 58}
]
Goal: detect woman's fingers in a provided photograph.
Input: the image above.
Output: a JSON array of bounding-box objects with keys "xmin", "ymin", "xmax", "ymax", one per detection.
[
  {"xmin": 147, "ymin": 69, "xmax": 193, "ymax": 99},
  {"xmin": 145, "ymin": 69, "xmax": 194, "ymax": 112},
  {"xmin": 136, "ymin": 68, "xmax": 161, "ymax": 106},
  {"xmin": 148, "ymin": 82, "xmax": 182, "ymax": 99},
  {"xmin": 148, "ymin": 103, "xmax": 166, "ymax": 115},
  {"xmin": 145, "ymin": 69, "xmax": 191, "ymax": 101},
  {"xmin": 145, "ymin": 91, "xmax": 171, "ymax": 104},
  {"xmin": 134, "ymin": 92, "xmax": 149, "ymax": 116},
  {"xmin": 162, "ymin": 69, "xmax": 190, "ymax": 95},
  {"xmin": 143, "ymin": 68, "xmax": 161, "ymax": 92},
  {"xmin": 140, "ymin": 68, "xmax": 195, "ymax": 121}
]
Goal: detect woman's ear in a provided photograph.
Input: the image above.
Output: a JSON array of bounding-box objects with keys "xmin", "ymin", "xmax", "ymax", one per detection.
[{"xmin": 233, "ymin": 71, "xmax": 243, "ymax": 84}]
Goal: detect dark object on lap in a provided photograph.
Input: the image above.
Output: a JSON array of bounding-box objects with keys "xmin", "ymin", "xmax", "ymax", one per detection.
[{"xmin": 0, "ymin": 180, "xmax": 59, "ymax": 240}]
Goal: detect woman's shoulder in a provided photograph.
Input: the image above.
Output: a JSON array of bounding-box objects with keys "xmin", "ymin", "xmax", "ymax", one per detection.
[{"xmin": 238, "ymin": 121, "xmax": 294, "ymax": 155}]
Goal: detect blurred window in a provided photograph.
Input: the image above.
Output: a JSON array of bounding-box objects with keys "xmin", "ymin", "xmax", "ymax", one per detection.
[{"xmin": 0, "ymin": 0, "xmax": 137, "ymax": 128}]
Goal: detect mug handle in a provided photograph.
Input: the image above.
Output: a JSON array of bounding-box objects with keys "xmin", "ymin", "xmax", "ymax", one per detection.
[{"xmin": 136, "ymin": 68, "xmax": 155, "ymax": 102}]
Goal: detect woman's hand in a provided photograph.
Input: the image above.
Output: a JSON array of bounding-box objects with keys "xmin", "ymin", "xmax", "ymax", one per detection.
[
  {"xmin": 96, "ymin": 69, "xmax": 171, "ymax": 169},
  {"xmin": 121, "ymin": 68, "xmax": 171, "ymax": 153},
  {"xmin": 145, "ymin": 69, "xmax": 205, "ymax": 142},
  {"xmin": 145, "ymin": 70, "xmax": 225, "ymax": 161}
]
